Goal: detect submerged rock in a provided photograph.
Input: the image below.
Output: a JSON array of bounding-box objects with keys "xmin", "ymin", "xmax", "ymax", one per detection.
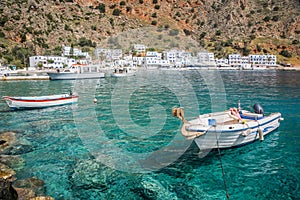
[
  {"xmin": 30, "ymin": 197, "xmax": 54, "ymax": 200},
  {"xmin": 13, "ymin": 177, "xmax": 46, "ymax": 196},
  {"xmin": 0, "ymin": 178, "xmax": 18, "ymax": 200},
  {"xmin": 139, "ymin": 174, "xmax": 178, "ymax": 200},
  {"xmin": 14, "ymin": 187, "xmax": 35, "ymax": 200},
  {"xmin": 0, "ymin": 163, "xmax": 16, "ymax": 180},
  {"xmin": 0, "ymin": 132, "xmax": 16, "ymax": 154},
  {"xmin": 0, "ymin": 155, "xmax": 25, "ymax": 170}
]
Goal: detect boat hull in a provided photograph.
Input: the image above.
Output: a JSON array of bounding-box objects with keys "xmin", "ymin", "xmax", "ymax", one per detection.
[
  {"xmin": 47, "ymin": 72, "xmax": 105, "ymax": 80},
  {"xmin": 3, "ymin": 94, "xmax": 78, "ymax": 109},
  {"xmin": 172, "ymin": 106, "xmax": 283, "ymax": 151},
  {"xmin": 111, "ymin": 72, "xmax": 135, "ymax": 77},
  {"xmin": 185, "ymin": 111, "xmax": 282, "ymax": 150}
]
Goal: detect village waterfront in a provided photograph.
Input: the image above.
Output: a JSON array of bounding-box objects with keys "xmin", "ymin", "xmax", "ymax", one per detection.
[{"xmin": 0, "ymin": 70, "xmax": 299, "ymax": 199}]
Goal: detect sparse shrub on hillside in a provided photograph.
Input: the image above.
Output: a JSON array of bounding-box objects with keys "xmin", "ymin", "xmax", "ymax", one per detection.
[
  {"xmin": 280, "ymin": 50, "xmax": 292, "ymax": 57},
  {"xmin": 200, "ymin": 32, "xmax": 206, "ymax": 39},
  {"xmin": 223, "ymin": 39, "xmax": 233, "ymax": 46},
  {"xmin": 292, "ymin": 40, "xmax": 299, "ymax": 45},
  {"xmin": 91, "ymin": 25, "xmax": 96, "ymax": 31},
  {"xmin": 120, "ymin": 1, "xmax": 126, "ymax": 6},
  {"xmin": 272, "ymin": 15, "xmax": 279, "ymax": 21},
  {"xmin": 256, "ymin": 44, "xmax": 262, "ymax": 52},
  {"xmin": 151, "ymin": 20, "xmax": 157, "ymax": 26},
  {"xmin": 154, "ymin": 5, "xmax": 160, "ymax": 10},
  {"xmin": 152, "ymin": 13, "xmax": 157, "ymax": 18},
  {"xmin": 153, "ymin": 0, "xmax": 158, "ymax": 4},
  {"xmin": 79, "ymin": 37, "xmax": 93, "ymax": 47},
  {"xmin": 183, "ymin": 29, "xmax": 191, "ymax": 36},
  {"xmin": 64, "ymin": 24, "xmax": 72, "ymax": 32},
  {"xmin": 0, "ymin": 31, "xmax": 5, "ymax": 38},
  {"xmin": 214, "ymin": 43, "xmax": 222, "ymax": 51},
  {"xmin": 280, "ymin": 33, "xmax": 286, "ymax": 39},
  {"xmin": 263, "ymin": 16, "xmax": 270, "ymax": 22},
  {"xmin": 215, "ymin": 30, "xmax": 221, "ymax": 36},
  {"xmin": 26, "ymin": 26, "xmax": 34, "ymax": 34},
  {"xmin": 12, "ymin": 14, "xmax": 21, "ymax": 20},
  {"xmin": 164, "ymin": 24, "xmax": 169, "ymax": 29},
  {"xmin": 192, "ymin": 13, "xmax": 197, "ymax": 19},
  {"xmin": 249, "ymin": 35, "xmax": 256, "ymax": 40},
  {"xmin": 126, "ymin": 6, "xmax": 132, "ymax": 12},
  {"xmin": 0, "ymin": 15, "xmax": 8, "ymax": 26},
  {"xmin": 139, "ymin": 0, "xmax": 143, "ymax": 4},
  {"xmin": 273, "ymin": 6, "xmax": 279, "ymax": 11},
  {"xmin": 109, "ymin": 4, "xmax": 116, "ymax": 9},
  {"xmin": 175, "ymin": 12, "xmax": 181, "ymax": 17},
  {"xmin": 112, "ymin": 9, "xmax": 121, "ymax": 16},
  {"xmin": 109, "ymin": 18, "xmax": 114, "ymax": 26},
  {"xmin": 96, "ymin": 3, "xmax": 105, "ymax": 13},
  {"xmin": 243, "ymin": 47, "xmax": 250, "ymax": 56}
]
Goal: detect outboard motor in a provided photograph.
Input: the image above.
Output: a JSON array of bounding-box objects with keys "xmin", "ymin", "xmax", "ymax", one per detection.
[{"xmin": 253, "ymin": 103, "xmax": 264, "ymax": 115}]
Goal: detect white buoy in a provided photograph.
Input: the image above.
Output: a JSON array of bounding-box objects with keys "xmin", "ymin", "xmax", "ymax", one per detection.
[
  {"xmin": 93, "ymin": 98, "xmax": 97, "ymax": 104},
  {"xmin": 258, "ymin": 127, "xmax": 264, "ymax": 141}
]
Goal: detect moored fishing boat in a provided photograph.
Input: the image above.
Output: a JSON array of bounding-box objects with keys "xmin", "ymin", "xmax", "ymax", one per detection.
[
  {"xmin": 2, "ymin": 94, "xmax": 78, "ymax": 109},
  {"xmin": 111, "ymin": 67, "xmax": 136, "ymax": 77},
  {"xmin": 172, "ymin": 103, "xmax": 283, "ymax": 150},
  {"xmin": 47, "ymin": 64, "xmax": 105, "ymax": 80}
]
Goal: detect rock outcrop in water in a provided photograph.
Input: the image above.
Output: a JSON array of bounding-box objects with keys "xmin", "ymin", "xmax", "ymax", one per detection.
[
  {"xmin": 0, "ymin": 131, "xmax": 54, "ymax": 200},
  {"xmin": 0, "ymin": 178, "xmax": 18, "ymax": 200}
]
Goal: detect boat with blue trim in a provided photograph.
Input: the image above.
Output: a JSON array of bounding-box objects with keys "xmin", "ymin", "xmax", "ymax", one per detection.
[
  {"xmin": 3, "ymin": 93, "xmax": 78, "ymax": 109},
  {"xmin": 172, "ymin": 103, "xmax": 283, "ymax": 150}
]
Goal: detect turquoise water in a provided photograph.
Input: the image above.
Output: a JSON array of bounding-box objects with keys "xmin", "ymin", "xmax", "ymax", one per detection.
[{"xmin": 0, "ymin": 70, "xmax": 299, "ymax": 199}]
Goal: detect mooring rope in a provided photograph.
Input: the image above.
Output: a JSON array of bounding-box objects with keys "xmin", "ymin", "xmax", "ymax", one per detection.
[{"xmin": 215, "ymin": 131, "xmax": 230, "ymax": 199}]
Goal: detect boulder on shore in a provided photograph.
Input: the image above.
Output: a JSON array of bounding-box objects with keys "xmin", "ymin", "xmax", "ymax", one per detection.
[{"xmin": 0, "ymin": 178, "xmax": 18, "ymax": 200}]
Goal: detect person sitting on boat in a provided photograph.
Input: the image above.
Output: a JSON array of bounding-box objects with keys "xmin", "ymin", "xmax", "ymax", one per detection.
[{"xmin": 230, "ymin": 107, "xmax": 241, "ymax": 120}]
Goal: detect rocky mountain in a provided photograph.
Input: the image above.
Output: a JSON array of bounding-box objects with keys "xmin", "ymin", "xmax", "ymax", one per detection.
[{"xmin": 0, "ymin": 0, "xmax": 299, "ymax": 67}]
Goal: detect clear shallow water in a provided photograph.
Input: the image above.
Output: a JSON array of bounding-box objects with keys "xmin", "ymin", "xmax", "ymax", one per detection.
[{"xmin": 0, "ymin": 70, "xmax": 299, "ymax": 199}]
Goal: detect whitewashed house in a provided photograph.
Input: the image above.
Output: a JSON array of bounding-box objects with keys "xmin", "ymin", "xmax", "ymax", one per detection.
[
  {"xmin": 134, "ymin": 44, "xmax": 147, "ymax": 56},
  {"xmin": 228, "ymin": 54, "xmax": 249, "ymax": 67},
  {"xmin": 163, "ymin": 50, "xmax": 177, "ymax": 65},
  {"xmin": 62, "ymin": 45, "xmax": 90, "ymax": 58},
  {"xmin": 132, "ymin": 56, "xmax": 145, "ymax": 67},
  {"xmin": 94, "ymin": 48, "xmax": 122, "ymax": 62},
  {"xmin": 249, "ymin": 54, "xmax": 277, "ymax": 66},
  {"xmin": 215, "ymin": 58, "xmax": 229, "ymax": 67},
  {"xmin": 29, "ymin": 56, "xmax": 68, "ymax": 69},
  {"xmin": 197, "ymin": 51, "xmax": 216, "ymax": 66},
  {"xmin": 145, "ymin": 51, "xmax": 162, "ymax": 67}
]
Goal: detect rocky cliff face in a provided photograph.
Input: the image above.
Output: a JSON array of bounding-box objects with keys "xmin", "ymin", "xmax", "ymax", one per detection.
[{"xmin": 0, "ymin": 0, "xmax": 299, "ymax": 66}]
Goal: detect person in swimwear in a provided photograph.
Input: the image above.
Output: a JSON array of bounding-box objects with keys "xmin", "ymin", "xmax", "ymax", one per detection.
[{"xmin": 230, "ymin": 107, "xmax": 241, "ymax": 120}]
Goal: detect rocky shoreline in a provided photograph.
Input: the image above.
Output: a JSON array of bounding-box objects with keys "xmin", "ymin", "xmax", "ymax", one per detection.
[{"xmin": 0, "ymin": 131, "xmax": 54, "ymax": 200}]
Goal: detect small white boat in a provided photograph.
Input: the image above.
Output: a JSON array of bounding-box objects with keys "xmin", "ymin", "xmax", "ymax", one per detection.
[
  {"xmin": 47, "ymin": 64, "xmax": 105, "ymax": 80},
  {"xmin": 111, "ymin": 67, "xmax": 136, "ymax": 77},
  {"xmin": 3, "ymin": 94, "xmax": 78, "ymax": 109},
  {"xmin": 172, "ymin": 103, "xmax": 283, "ymax": 150}
]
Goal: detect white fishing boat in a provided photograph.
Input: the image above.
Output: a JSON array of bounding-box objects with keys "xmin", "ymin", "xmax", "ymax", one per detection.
[
  {"xmin": 47, "ymin": 64, "xmax": 105, "ymax": 80},
  {"xmin": 3, "ymin": 94, "xmax": 78, "ymax": 109},
  {"xmin": 172, "ymin": 103, "xmax": 283, "ymax": 150},
  {"xmin": 111, "ymin": 67, "xmax": 136, "ymax": 77}
]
